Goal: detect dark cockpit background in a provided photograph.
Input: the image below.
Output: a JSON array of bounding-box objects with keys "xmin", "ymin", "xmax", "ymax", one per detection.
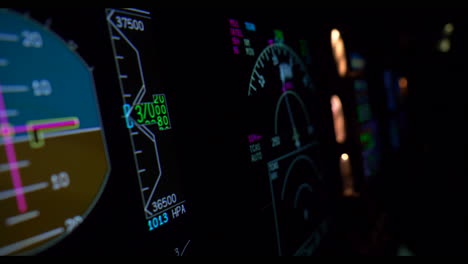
[{"xmin": 1, "ymin": 8, "xmax": 467, "ymax": 256}]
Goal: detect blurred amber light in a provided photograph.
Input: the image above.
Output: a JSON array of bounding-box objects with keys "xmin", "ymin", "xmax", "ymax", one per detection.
[
  {"xmin": 399, "ymin": 77, "xmax": 408, "ymax": 97},
  {"xmin": 331, "ymin": 95, "xmax": 347, "ymax": 144},
  {"xmin": 331, "ymin": 29, "xmax": 348, "ymax": 78},
  {"xmin": 340, "ymin": 153, "xmax": 356, "ymax": 197}
]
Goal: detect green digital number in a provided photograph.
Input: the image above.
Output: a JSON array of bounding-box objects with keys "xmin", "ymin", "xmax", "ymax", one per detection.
[
  {"xmin": 135, "ymin": 104, "xmax": 144, "ymax": 123},
  {"xmin": 133, "ymin": 94, "xmax": 171, "ymax": 130}
]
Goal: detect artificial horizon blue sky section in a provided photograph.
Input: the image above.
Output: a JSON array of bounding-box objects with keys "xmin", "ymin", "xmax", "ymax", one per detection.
[{"xmin": 0, "ymin": 9, "xmax": 101, "ymax": 134}]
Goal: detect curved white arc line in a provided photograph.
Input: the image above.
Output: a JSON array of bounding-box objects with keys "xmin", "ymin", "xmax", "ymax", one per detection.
[
  {"xmin": 281, "ymin": 155, "xmax": 320, "ymax": 201},
  {"xmin": 274, "ymin": 90, "xmax": 313, "ymax": 135},
  {"xmin": 248, "ymin": 43, "xmax": 305, "ymax": 96},
  {"xmin": 283, "ymin": 90, "xmax": 300, "ymax": 147},
  {"xmin": 294, "ymin": 183, "xmax": 314, "ymax": 209}
]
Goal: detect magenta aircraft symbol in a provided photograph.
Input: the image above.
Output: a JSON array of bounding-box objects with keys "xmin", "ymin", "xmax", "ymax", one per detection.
[{"xmin": 0, "ymin": 83, "xmax": 80, "ymax": 213}]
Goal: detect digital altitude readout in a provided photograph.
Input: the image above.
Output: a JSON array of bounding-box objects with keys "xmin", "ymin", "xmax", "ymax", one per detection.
[
  {"xmin": 129, "ymin": 94, "xmax": 172, "ymax": 131},
  {"xmin": 106, "ymin": 8, "xmax": 188, "ymax": 234}
]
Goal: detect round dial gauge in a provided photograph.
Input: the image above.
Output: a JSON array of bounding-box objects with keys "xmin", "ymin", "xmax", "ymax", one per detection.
[
  {"xmin": 247, "ymin": 43, "xmax": 326, "ymax": 256},
  {"xmin": 249, "ymin": 44, "xmax": 315, "ymax": 148},
  {"xmin": 0, "ymin": 9, "xmax": 109, "ymax": 255}
]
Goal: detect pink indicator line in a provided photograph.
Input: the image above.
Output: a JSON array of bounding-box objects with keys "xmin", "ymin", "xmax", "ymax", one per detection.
[
  {"xmin": 13, "ymin": 120, "xmax": 79, "ymax": 134},
  {"xmin": 0, "ymin": 83, "xmax": 28, "ymax": 213}
]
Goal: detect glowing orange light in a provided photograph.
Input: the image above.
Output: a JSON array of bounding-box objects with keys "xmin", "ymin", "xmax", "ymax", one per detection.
[
  {"xmin": 331, "ymin": 29, "xmax": 341, "ymax": 43},
  {"xmin": 340, "ymin": 153, "xmax": 356, "ymax": 197},
  {"xmin": 331, "ymin": 95, "xmax": 347, "ymax": 144},
  {"xmin": 331, "ymin": 29, "xmax": 348, "ymax": 78},
  {"xmin": 399, "ymin": 77, "xmax": 408, "ymax": 97},
  {"xmin": 341, "ymin": 153, "xmax": 349, "ymax": 161}
]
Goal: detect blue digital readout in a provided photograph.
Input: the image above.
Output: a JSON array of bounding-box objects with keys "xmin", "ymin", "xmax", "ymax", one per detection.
[{"xmin": 148, "ymin": 213, "xmax": 169, "ymax": 232}]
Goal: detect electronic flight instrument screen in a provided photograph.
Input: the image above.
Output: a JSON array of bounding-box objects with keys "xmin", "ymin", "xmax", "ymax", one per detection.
[{"xmin": 0, "ymin": 8, "xmax": 342, "ymax": 256}]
